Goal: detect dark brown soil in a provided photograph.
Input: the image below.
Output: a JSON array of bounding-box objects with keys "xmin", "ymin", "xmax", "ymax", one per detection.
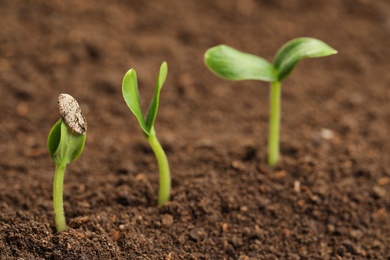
[{"xmin": 1, "ymin": 0, "xmax": 389, "ymax": 259}]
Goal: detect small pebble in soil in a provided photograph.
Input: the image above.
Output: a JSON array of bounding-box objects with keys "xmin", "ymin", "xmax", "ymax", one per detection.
[
  {"xmin": 320, "ymin": 128, "xmax": 335, "ymax": 140},
  {"xmin": 69, "ymin": 216, "xmax": 90, "ymax": 228},
  {"xmin": 327, "ymin": 224, "xmax": 335, "ymax": 233},
  {"xmin": 231, "ymin": 160, "xmax": 246, "ymax": 171},
  {"xmin": 16, "ymin": 102, "xmax": 29, "ymax": 116},
  {"xmin": 349, "ymin": 229, "xmax": 363, "ymax": 240},
  {"xmin": 342, "ymin": 240, "xmax": 359, "ymax": 254},
  {"xmin": 372, "ymin": 186, "xmax": 386, "ymax": 198},
  {"xmin": 372, "ymin": 207, "xmax": 386, "ymax": 220},
  {"xmin": 194, "ymin": 139, "xmax": 214, "ymax": 149},
  {"xmin": 378, "ymin": 177, "xmax": 390, "ymax": 185},
  {"xmin": 221, "ymin": 223, "xmax": 228, "ymax": 232},
  {"xmin": 294, "ymin": 180, "xmax": 301, "ymax": 193},
  {"xmin": 162, "ymin": 214, "xmax": 174, "ymax": 228},
  {"xmin": 189, "ymin": 228, "xmax": 207, "ymax": 242},
  {"xmin": 283, "ymin": 228, "xmax": 291, "ymax": 238},
  {"xmin": 110, "ymin": 229, "xmax": 120, "ymax": 241},
  {"xmin": 239, "ymin": 206, "xmax": 248, "ymax": 212},
  {"xmin": 271, "ymin": 170, "xmax": 287, "ymax": 179},
  {"xmin": 165, "ymin": 252, "xmax": 179, "ymax": 260}
]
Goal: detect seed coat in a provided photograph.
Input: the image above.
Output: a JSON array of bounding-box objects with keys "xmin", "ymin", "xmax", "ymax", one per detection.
[{"xmin": 58, "ymin": 94, "xmax": 87, "ymax": 134}]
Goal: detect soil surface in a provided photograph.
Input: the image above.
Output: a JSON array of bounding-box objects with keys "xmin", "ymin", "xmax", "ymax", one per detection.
[{"xmin": 1, "ymin": 0, "xmax": 389, "ymax": 259}]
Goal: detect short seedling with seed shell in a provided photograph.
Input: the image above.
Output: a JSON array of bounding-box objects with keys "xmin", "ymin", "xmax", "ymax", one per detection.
[
  {"xmin": 122, "ymin": 62, "xmax": 171, "ymax": 207},
  {"xmin": 204, "ymin": 37, "xmax": 337, "ymax": 167},
  {"xmin": 47, "ymin": 94, "xmax": 87, "ymax": 232}
]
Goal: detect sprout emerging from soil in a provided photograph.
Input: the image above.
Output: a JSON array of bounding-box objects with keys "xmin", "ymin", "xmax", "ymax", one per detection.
[
  {"xmin": 122, "ymin": 62, "xmax": 171, "ymax": 207},
  {"xmin": 204, "ymin": 37, "xmax": 337, "ymax": 167},
  {"xmin": 47, "ymin": 94, "xmax": 87, "ymax": 232}
]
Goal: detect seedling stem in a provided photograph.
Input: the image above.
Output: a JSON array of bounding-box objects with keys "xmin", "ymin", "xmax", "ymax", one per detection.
[
  {"xmin": 147, "ymin": 128, "xmax": 170, "ymax": 206},
  {"xmin": 268, "ymin": 81, "xmax": 281, "ymax": 167},
  {"xmin": 53, "ymin": 163, "xmax": 66, "ymax": 232}
]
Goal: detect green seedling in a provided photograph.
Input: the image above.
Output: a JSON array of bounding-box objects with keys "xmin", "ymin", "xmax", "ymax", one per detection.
[
  {"xmin": 204, "ymin": 37, "xmax": 337, "ymax": 167},
  {"xmin": 47, "ymin": 94, "xmax": 87, "ymax": 232},
  {"xmin": 122, "ymin": 61, "xmax": 170, "ymax": 207}
]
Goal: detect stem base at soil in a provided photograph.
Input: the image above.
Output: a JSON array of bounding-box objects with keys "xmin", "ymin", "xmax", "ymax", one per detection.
[
  {"xmin": 147, "ymin": 130, "xmax": 171, "ymax": 206},
  {"xmin": 53, "ymin": 164, "xmax": 67, "ymax": 232}
]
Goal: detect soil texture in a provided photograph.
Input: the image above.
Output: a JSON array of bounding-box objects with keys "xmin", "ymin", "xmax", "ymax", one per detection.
[{"xmin": 0, "ymin": 0, "xmax": 389, "ymax": 259}]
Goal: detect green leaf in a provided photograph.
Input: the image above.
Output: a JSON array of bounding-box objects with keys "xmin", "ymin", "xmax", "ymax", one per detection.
[
  {"xmin": 145, "ymin": 62, "xmax": 168, "ymax": 131},
  {"xmin": 204, "ymin": 45, "xmax": 277, "ymax": 82},
  {"xmin": 47, "ymin": 119, "xmax": 86, "ymax": 165},
  {"xmin": 274, "ymin": 37, "xmax": 337, "ymax": 81},
  {"xmin": 122, "ymin": 69, "xmax": 149, "ymax": 136},
  {"xmin": 47, "ymin": 119, "xmax": 62, "ymax": 158}
]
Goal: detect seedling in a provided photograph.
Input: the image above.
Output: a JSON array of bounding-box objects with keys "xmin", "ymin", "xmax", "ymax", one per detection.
[
  {"xmin": 204, "ymin": 37, "xmax": 337, "ymax": 167},
  {"xmin": 47, "ymin": 94, "xmax": 87, "ymax": 232},
  {"xmin": 122, "ymin": 62, "xmax": 170, "ymax": 206}
]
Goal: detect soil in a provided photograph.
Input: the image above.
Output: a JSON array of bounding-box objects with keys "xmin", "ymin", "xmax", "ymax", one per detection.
[{"xmin": 0, "ymin": 0, "xmax": 389, "ymax": 259}]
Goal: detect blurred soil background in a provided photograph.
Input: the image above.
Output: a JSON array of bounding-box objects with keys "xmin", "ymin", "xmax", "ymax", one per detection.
[{"xmin": 0, "ymin": 0, "xmax": 389, "ymax": 259}]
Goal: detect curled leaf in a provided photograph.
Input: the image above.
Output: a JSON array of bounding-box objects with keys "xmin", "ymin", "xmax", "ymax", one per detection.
[
  {"xmin": 122, "ymin": 62, "xmax": 168, "ymax": 137},
  {"xmin": 47, "ymin": 119, "xmax": 62, "ymax": 158},
  {"xmin": 122, "ymin": 69, "xmax": 149, "ymax": 136},
  {"xmin": 47, "ymin": 119, "xmax": 86, "ymax": 165},
  {"xmin": 145, "ymin": 62, "xmax": 168, "ymax": 132},
  {"xmin": 274, "ymin": 37, "xmax": 337, "ymax": 81}
]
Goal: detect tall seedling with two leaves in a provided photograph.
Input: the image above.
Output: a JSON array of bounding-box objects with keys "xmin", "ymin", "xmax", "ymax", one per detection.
[
  {"xmin": 122, "ymin": 62, "xmax": 170, "ymax": 206},
  {"xmin": 204, "ymin": 37, "xmax": 337, "ymax": 167}
]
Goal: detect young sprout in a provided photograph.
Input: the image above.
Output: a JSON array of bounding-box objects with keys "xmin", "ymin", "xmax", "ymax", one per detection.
[
  {"xmin": 47, "ymin": 94, "xmax": 87, "ymax": 232},
  {"xmin": 204, "ymin": 37, "xmax": 337, "ymax": 167},
  {"xmin": 122, "ymin": 62, "xmax": 170, "ymax": 207}
]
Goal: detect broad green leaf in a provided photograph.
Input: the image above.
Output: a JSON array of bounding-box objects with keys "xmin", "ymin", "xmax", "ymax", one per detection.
[
  {"xmin": 122, "ymin": 69, "xmax": 149, "ymax": 136},
  {"xmin": 204, "ymin": 45, "xmax": 277, "ymax": 82},
  {"xmin": 48, "ymin": 119, "xmax": 86, "ymax": 165},
  {"xmin": 274, "ymin": 37, "xmax": 337, "ymax": 81},
  {"xmin": 145, "ymin": 62, "xmax": 168, "ymax": 131}
]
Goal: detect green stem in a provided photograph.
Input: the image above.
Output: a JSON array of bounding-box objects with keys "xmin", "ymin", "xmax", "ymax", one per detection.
[
  {"xmin": 268, "ymin": 81, "xmax": 281, "ymax": 167},
  {"xmin": 147, "ymin": 129, "xmax": 170, "ymax": 206},
  {"xmin": 53, "ymin": 163, "xmax": 67, "ymax": 232}
]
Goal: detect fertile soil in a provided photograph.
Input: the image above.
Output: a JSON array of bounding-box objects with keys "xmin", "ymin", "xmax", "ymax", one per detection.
[{"xmin": 1, "ymin": 0, "xmax": 389, "ymax": 259}]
